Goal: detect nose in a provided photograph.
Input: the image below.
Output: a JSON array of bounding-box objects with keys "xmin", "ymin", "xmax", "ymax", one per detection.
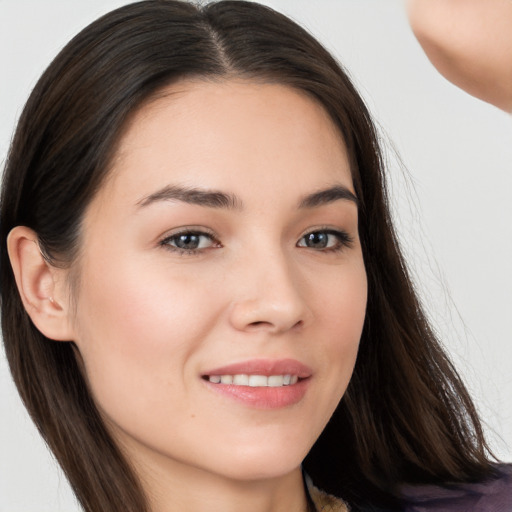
[{"xmin": 228, "ymin": 250, "xmax": 311, "ymax": 334}]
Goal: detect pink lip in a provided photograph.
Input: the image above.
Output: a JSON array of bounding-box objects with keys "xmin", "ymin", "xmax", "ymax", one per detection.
[
  {"xmin": 201, "ymin": 358, "xmax": 312, "ymax": 409},
  {"xmin": 202, "ymin": 358, "xmax": 312, "ymax": 378}
]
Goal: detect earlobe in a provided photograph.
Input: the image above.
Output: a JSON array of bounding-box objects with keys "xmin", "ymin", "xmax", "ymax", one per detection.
[{"xmin": 7, "ymin": 226, "xmax": 75, "ymax": 342}]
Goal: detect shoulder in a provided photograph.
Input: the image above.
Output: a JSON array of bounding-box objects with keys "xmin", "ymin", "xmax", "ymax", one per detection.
[{"xmin": 401, "ymin": 464, "xmax": 512, "ymax": 512}]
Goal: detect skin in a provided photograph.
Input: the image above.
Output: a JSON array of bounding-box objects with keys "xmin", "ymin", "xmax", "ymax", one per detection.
[
  {"xmin": 8, "ymin": 80, "xmax": 367, "ymax": 512},
  {"xmin": 407, "ymin": 0, "xmax": 512, "ymax": 112}
]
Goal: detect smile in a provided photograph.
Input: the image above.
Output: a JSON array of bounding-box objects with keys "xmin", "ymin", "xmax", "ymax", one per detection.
[
  {"xmin": 201, "ymin": 359, "xmax": 311, "ymax": 408},
  {"xmin": 205, "ymin": 374, "xmax": 300, "ymax": 387}
]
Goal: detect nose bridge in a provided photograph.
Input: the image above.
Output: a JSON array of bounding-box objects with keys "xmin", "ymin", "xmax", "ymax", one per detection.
[{"xmin": 228, "ymin": 243, "xmax": 310, "ymax": 333}]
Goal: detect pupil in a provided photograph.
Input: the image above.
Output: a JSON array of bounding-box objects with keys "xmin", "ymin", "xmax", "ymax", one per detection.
[
  {"xmin": 306, "ymin": 232, "xmax": 327, "ymax": 248},
  {"xmin": 176, "ymin": 234, "xmax": 199, "ymax": 249}
]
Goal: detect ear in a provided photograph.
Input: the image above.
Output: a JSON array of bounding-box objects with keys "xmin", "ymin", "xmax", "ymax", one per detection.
[{"xmin": 7, "ymin": 226, "xmax": 75, "ymax": 341}]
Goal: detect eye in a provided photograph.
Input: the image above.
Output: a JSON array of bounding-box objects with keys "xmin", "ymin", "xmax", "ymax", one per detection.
[
  {"xmin": 297, "ymin": 229, "xmax": 353, "ymax": 251},
  {"xmin": 160, "ymin": 230, "xmax": 219, "ymax": 254}
]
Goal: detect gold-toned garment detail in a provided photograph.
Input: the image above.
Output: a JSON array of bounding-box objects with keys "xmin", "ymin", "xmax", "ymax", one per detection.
[{"xmin": 307, "ymin": 479, "xmax": 349, "ymax": 512}]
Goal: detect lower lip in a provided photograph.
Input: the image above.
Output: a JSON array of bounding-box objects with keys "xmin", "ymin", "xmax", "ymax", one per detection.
[{"xmin": 203, "ymin": 378, "xmax": 310, "ymax": 409}]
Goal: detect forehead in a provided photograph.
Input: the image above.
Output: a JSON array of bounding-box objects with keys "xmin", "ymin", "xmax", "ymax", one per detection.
[{"xmin": 97, "ymin": 79, "xmax": 353, "ymax": 209}]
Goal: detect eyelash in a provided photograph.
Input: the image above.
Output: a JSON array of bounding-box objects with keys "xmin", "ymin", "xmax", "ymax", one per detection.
[
  {"xmin": 159, "ymin": 229, "xmax": 220, "ymax": 256},
  {"xmin": 297, "ymin": 228, "xmax": 354, "ymax": 253},
  {"xmin": 159, "ymin": 228, "xmax": 354, "ymax": 256}
]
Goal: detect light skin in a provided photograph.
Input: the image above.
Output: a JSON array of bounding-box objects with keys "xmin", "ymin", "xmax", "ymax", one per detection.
[
  {"xmin": 8, "ymin": 80, "xmax": 367, "ymax": 512},
  {"xmin": 407, "ymin": 0, "xmax": 512, "ymax": 112}
]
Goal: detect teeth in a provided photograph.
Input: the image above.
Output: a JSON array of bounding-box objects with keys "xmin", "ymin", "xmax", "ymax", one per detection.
[
  {"xmin": 207, "ymin": 374, "xmax": 299, "ymax": 387},
  {"xmin": 233, "ymin": 374, "xmax": 249, "ymax": 385},
  {"xmin": 249, "ymin": 375, "xmax": 268, "ymax": 387},
  {"xmin": 268, "ymin": 375, "xmax": 283, "ymax": 387}
]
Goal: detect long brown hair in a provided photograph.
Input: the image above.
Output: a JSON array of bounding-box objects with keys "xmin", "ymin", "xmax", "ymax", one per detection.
[{"xmin": 0, "ymin": 1, "xmax": 494, "ymax": 511}]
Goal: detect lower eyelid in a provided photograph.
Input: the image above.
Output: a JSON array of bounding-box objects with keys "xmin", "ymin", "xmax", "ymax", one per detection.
[
  {"xmin": 159, "ymin": 230, "xmax": 219, "ymax": 250},
  {"xmin": 158, "ymin": 228, "xmax": 353, "ymax": 253}
]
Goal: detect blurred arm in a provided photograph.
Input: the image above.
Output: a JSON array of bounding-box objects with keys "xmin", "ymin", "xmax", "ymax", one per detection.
[{"xmin": 407, "ymin": 0, "xmax": 512, "ymax": 112}]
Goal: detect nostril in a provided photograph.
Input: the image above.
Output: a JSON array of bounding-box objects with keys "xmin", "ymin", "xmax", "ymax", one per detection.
[
  {"xmin": 229, "ymin": 297, "xmax": 309, "ymax": 333},
  {"xmin": 248, "ymin": 321, "xmax": 271, "ymax": 328},
  {"xmin": 246, "ymin": 319, "xmax": 304, "ymax": 331}
]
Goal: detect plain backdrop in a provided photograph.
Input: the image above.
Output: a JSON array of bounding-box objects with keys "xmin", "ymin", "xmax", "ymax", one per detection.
[{"xmin": 1, "ymin": 1, "xmax": 511, "ymax": 510}]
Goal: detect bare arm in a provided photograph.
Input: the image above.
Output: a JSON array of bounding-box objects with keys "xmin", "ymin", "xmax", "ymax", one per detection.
[{"xmin": 407, "ymin": 0, "xmax": 512, "ymax": 112}]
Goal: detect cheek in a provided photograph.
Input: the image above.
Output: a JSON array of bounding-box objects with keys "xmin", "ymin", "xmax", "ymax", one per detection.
[
  {"xmin": 71, "ymin": 255, "xmax": 223, "ymax": 419},
  {"xmin": 316, "ymin": 257, "xmax": 367, "ymax": 347},
  {"xmin": 307, "ymin": 258, "xmax": 367, "ymax": 415}
]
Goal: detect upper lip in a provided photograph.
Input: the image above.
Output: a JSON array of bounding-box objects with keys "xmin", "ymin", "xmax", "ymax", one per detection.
[{"xmin": 202, "ymin": 358, "xmax": 313, "ymax": 378}]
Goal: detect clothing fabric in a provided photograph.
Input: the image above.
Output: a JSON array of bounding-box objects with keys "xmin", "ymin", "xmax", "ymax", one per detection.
[
  {"xmin": 308, "ymin": 464, "xmax": 512, "ymax": 512},
  {"xmin": 401, "ymin": 464, "xmax": 512, "ymax": 512},
  {"xmin": 308, "ymin": 480, "xmax": 349, "ymax": 512}
]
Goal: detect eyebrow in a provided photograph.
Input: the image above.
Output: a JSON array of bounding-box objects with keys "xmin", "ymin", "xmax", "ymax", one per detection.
[
  {"xmin": 136, "ymin": 184, "xmax": 357, "ymax": 210},
  {"xmin": 137, "ymin": 185, "xmax": 242, "ymax": 210},
  {"xmin": 298, "ymin": 185, "xmax": 358, "ymax": 209}
]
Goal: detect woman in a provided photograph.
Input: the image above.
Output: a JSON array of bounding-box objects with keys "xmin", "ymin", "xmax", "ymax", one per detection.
[{"xmin": 1, "ymin": 1, "xmax": 510, "ymax": 511}]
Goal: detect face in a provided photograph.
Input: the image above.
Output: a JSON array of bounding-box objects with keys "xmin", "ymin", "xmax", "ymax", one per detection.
[{"xmin": 69, "ymin": 80, "xmax": 367, "ymax": 485}]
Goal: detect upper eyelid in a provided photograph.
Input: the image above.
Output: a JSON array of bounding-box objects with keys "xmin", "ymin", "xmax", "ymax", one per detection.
[
  {"xmin": 157, "ymin": 226, "xmax": 354, "ymax": 246},
  {"xmin": 157, "ymin": 229, "xmax": 219, "ymax": 252},
  {"xmin": 159, "ymin": 227, "xmax": 218, "ymax": 241},
  {"xmin": 299, "ymin": 226, "xmax": 354, "ymax": 239},
  {"xmin": 158, "ymin": 230, "xmax": 220, "ymax": 255},
  {"xmin": 298, "ymin": 228, "xmax": 353, "ymax": 242}
]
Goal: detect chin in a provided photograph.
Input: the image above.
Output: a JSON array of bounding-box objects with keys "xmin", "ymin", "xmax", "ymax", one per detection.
[{"xmin": 204, "ymin": 438, "xmax": 311, "ymax": 482}]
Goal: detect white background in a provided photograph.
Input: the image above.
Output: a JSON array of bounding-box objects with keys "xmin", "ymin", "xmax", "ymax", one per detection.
[{"xmin": 1, "ymin": 1, "xmax": 511, "ymax": 510}]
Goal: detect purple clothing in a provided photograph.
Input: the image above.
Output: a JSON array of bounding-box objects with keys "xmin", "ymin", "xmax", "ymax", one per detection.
[{"xmin": 401, "ymin": 464, "xmax": 512, "ymax": 512}]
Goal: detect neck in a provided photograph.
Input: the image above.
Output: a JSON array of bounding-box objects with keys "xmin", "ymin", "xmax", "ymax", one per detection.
[{"xmin": 125, "ymin": 443, "xmax": 308, "ymax": 512}]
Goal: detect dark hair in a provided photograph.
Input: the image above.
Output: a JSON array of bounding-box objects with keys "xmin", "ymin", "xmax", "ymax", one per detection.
[{"xmin": 0, "ymin": 1, "xmax": 495, "ymax": 511}]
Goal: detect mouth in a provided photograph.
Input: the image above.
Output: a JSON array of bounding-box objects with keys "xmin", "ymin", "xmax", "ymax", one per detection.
[
  {"xmin": 203, "ymin": 374, "xmax": 300, "ymax": 387},
  {"xmin": 201, "ymin": 359, "xmax": 311, "ymax": 409}
]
